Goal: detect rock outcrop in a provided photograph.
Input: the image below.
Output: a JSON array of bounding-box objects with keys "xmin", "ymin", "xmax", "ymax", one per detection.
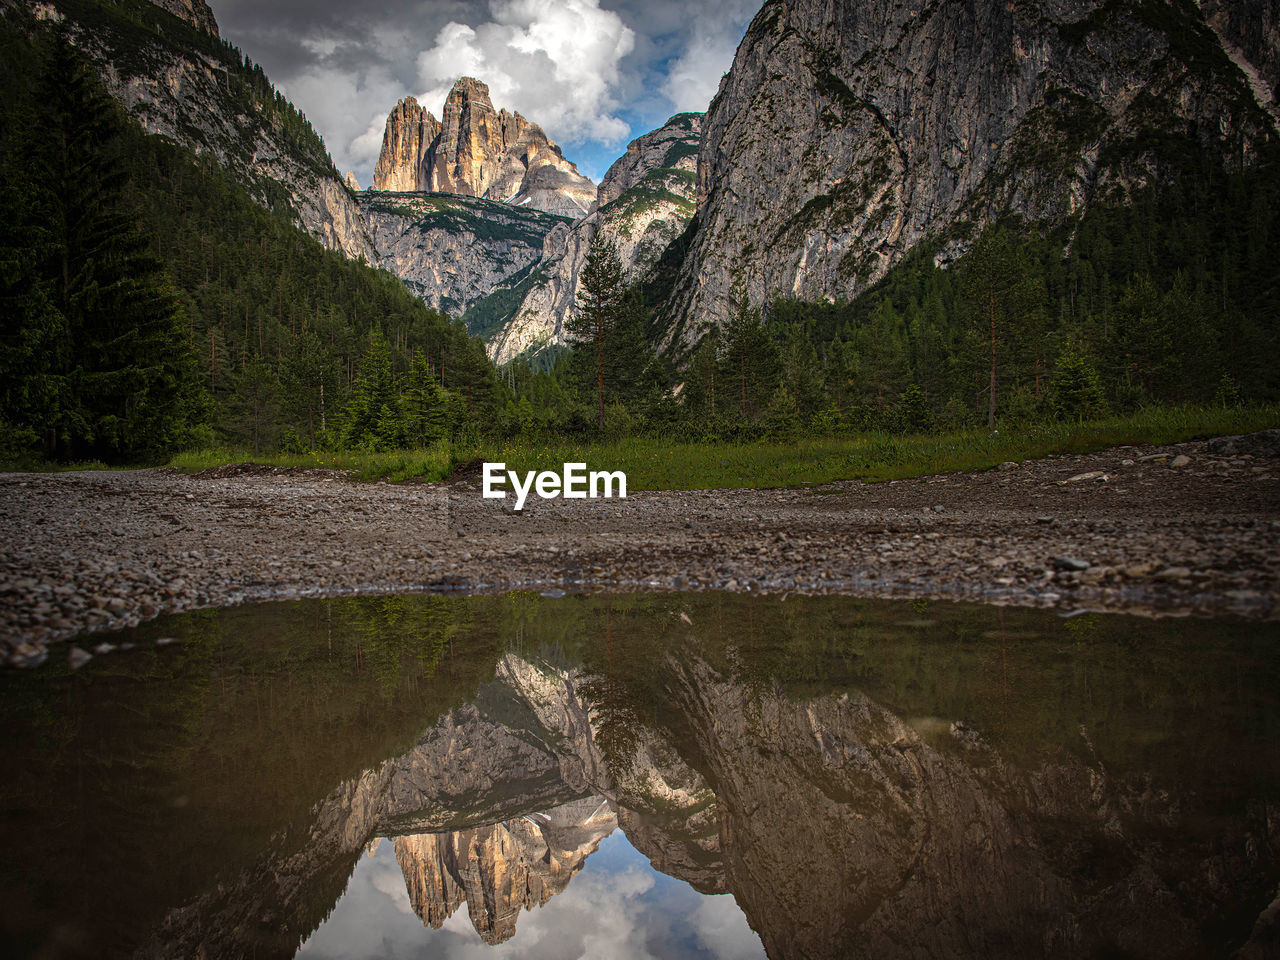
[
  {"xmin": 344, "ymin": 171, "xmax": 361, "ymax": 191},
  {"xmin": 1202, "ymin": 0, "xmax": 1280, "ymax": 124},
  {"xmin": 372, "ymin": 78, "xmax": 596, "ymax": 218},
  {"xmin": 492, "ymin": 113, "xmax": 701, "ymax": 363},
  {"xmin": 661, "ymin": 0, "xmax": 1280, "ymax": 348},
  {"xmin": 148, "ymin": 0, "xmax": 217, "ymax": 35}
]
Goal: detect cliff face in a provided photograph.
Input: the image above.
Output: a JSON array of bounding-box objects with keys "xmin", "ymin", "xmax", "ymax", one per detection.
[
  {"xmin": 371, "ymin": 97, "xmax": 442, "ymax": 193},
  {"xmin": 358, "ymin": 192, "xmax": 568, "ymax": 326},
  {"xmin": 372, "ymin": 78, "xmax": 596, "ymax": 218},
  {"xmin": 492, "ymin": 113, "xmax": 702, "ymax": 364},
  {"xmin": 1202, "ymin": 0, "xmax": 1280, "ymax": 123},
  {"xmin": 44, "ymin": 0, "xmax": 376, "ymax": 262},
  {"xmin": 662, "ymin": 0, "xmax": 1280, "ymax": 346},
  {"xmin": 149, "ymin": 0, "xmax": 217, "ymax": 34}
]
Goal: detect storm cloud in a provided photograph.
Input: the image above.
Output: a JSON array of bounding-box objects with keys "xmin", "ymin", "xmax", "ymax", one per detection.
[{"xmin": 211, "ymin": 0, "xmax": 759, "ymax": 184}]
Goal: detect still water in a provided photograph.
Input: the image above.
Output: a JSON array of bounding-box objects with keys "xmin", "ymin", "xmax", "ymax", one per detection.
[{"xmin": 1, "ymin": 593, "xmax": 1278, "ymax": 959}]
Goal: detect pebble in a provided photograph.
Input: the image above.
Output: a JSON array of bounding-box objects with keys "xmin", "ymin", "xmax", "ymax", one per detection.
[
  {"xmin": 1060, "ymin": 471, "xmax": 1108, "ymax": 485},
  {"xmin": 1052, "ymin": 556, "xmax": 1091, "ymax": 572},
  {"xmin": 1171, "ymin": 455, "xmax": 1192, "ymax": 468},
  {"xmin": 67, "ymin": 647, "xmax": 91, "ymax": 670},
  {"xmin": 3, "ymin": 436, "xmax": 1278, "ymax": 668}
]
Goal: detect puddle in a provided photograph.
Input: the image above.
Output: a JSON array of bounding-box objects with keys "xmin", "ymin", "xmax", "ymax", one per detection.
[{"xmin": 1, "ymin": 594, "xmax": 1278, "ymax": 958}]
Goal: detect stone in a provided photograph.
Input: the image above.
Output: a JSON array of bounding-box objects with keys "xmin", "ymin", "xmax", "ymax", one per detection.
[
  {"xmin": 492, "ymin": 113, "xmax": 702, "ymax": 363},
  {"xmin": 999, "ymin": 461, "xmax": 1019, "ymax": 471},
  {"xmin": 1170, "ymin": 455, "xmax": 1192, "ymax": 468},
  {"xmin": 1059, "ymin": 472, "xmax": 1108, "ymax": 485},
  {"xmin": 1052, "ymin": 556, "xmax": 1091, "ymax": 572},
  {"xmin": 67, "ymin": 646, "xmax": 92, "ymax": 670},
  {"xmin": 148, "ymin": 0, "xmax": 218, "ymax": 35}
]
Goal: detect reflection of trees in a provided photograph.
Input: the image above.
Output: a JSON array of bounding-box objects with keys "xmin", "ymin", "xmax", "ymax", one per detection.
[{"xmin": 334, "ymin": 594, "xmax": 470, "ymax": 698}]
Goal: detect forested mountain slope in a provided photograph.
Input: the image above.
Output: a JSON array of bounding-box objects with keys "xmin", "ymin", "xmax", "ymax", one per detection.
[{"xmin": 0, "ymin": 5, "xmax": 500, "ymax": 460}]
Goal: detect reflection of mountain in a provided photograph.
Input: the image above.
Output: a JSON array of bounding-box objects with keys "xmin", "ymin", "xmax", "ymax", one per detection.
[
  {"xmin": 396, "ymin": 796, "xmax": 616, "ymax": 944},
  {"xmin": 139, "ymin": 642, "xmax": 1280, "ymax": 960}
]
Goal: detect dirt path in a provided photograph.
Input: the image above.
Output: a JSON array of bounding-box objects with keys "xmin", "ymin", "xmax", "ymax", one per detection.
[{"xmin": 3, "ymin": 433, "xmax": 1279, "ymax": 666}]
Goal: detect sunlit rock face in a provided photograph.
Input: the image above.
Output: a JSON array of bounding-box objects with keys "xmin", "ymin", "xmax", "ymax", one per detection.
[
  {"xmin": 492, "ymin": 114, "xmax": 702, "ymax": 364},
  {"xmin": 395, "ymin": 797, "xmax": 617, "ymax": 944},
  {"xmin": 372, "ymin": 78, "xmax": 596, "ymax": 218},
  {"xmin": 661, "ymin": 0, "xmax": 1280, "ymax": 348}
]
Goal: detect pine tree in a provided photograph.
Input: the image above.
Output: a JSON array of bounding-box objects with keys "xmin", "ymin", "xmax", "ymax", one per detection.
[
  {"xmin": 568, "ymin": 235, "xmax": 625, "ymax": 429},
  {"xmin": 718, "ymin": 295, "xmax": 779, "ymax": 422},
  {"xmin": 403, "ymin": 351, "xmax": 450, "ymax": 446},
  {"xmin": 1, "ymin": 32, "xmax": 205, "ymax": 461},
  {"xmin": 229, "ymin": 359, "xmax": 279, "ymax": 454},
  {"xmin": 1050, "ymin": 340, "xmax": 1109, "ymax": 421},
  {"xmin": 343, "ymin": 330, "xmax": 400, "ymax": 449},
  {"xmin": 960, "ymin": 226, "xmax": 1041, "ymax": 429}
]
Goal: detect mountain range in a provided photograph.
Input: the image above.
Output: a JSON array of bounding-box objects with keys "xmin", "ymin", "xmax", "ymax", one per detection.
[{"xmin": 4, "ymin": 0, "xmax": 1278, "ymax": 449}]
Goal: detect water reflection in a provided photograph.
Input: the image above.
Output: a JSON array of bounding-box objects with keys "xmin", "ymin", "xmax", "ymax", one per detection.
[{"xmin": 1, "ymin": 594, "xmax": 1277, "ymax": 959}]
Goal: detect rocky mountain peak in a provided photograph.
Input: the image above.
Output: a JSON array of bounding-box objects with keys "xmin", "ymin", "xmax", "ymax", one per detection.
[
  {"xmin": 372, "ymin": 77, "xmax": 596, "ymax": 217},
  {"xmin": 148, "ymin": 0, "xmax": 218, "ymax": 35}
]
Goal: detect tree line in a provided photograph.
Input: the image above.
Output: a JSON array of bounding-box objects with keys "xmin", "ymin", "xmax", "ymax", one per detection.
[{"xmin": 507, "ymin": 148, "xmax": 1280, "ymax": 441}]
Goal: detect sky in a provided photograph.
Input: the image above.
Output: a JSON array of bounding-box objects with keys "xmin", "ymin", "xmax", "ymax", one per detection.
[
  {"xmin": 296, "ymin": 832, "xmax": 765, "ymax": 959},
  {"xmin": 211, "ymin": 0, "xmax": 762, "ymax": 185}
]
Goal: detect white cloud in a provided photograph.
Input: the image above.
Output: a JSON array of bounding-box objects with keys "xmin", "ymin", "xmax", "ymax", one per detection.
[
  {"xmin": 660, "ymin": 0, "xmax": 759, "ymax": 113},
  {"xmin": 414, "ymin": 0, "xmax": 635, "ymax": 147},
  {"xmin": 276, "ymin": 61, "xmax": 407, "ymax": 182}
]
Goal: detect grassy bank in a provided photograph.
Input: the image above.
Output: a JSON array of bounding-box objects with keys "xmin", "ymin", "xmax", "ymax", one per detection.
[{"xmin": 160, "ymin": 405, "xmax": 1280, "ymax": 490}]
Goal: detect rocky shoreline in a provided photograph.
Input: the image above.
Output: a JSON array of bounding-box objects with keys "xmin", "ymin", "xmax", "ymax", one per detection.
[{"xmin": 3, "ymin": 432, "xmax": 1279, "ymax": 668}]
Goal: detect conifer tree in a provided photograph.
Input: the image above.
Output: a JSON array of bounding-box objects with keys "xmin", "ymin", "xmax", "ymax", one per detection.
[
  {"xmin": 343, "ymin": 330, "xmax": 400, "ymax": 449},
  {"xmin": 960, "ymin": 226, "xmax": 1040, "ymax": 429},
  {"xmin": 568, "ymin": 235, "xmax": 625, "ymax": 429},
  {"xmin": 718, "ymin": 295, "xmax": 779, "ymax": 422},
  {"xmin": 1, "ymin": 32, "xmax": 205, "ymax": 461},
  {"xmin": 403, "ymin": 351, "xmax": 451, "ymax": 446}
]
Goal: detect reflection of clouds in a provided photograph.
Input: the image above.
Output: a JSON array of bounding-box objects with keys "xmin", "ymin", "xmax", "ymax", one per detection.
[
  {"xmin": 691, "ymin": 895, "xmax": 765, "ymax": 960},
  {"xmin": 298, "ymin": 831, "xmax": 764, "ymax": 959}
]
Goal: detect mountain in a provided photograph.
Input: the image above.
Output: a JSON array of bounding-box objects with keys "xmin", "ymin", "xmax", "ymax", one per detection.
[
  {"xmin": 659, "ymin": 0, "xmax": 1280, "ymax": 347},
  {"xmin": 13, "ymin": 0, "xmax": 375, "ymax": 262},
  {"xmin": 358, "ymin": 191, "xmax": 570, "ymax": 333},
  {"xmin": 491, "ymin": 113, "xmax": 702, "ymax": 364},
  {"xmin": 372, "ymin": 78, "xmax": 597, "ymax": 218}
]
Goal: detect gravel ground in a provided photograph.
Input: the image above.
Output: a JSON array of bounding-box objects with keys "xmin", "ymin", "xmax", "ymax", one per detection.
[{"xmin": 3, "ymin": 432, "xmax": 1279, "ymax": 667}]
